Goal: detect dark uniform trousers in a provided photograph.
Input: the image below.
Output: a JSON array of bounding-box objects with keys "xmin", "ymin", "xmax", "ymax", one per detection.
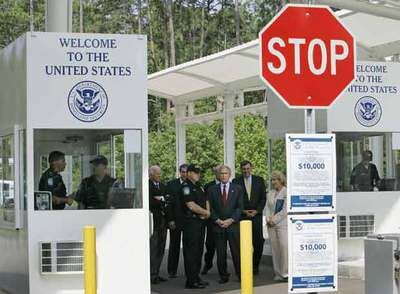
[
  {"xmin": 167, "ymin": 223, "xmax": 183, "ymax": 275},
  {"xmin": 203, "ymin": 219, "xmax": 216, "ymax": 269},
  {"xmin": 150, "ymin": 213, "xmax": 167, "ymax": 278},
  {"xmin": 215, "ymin": 224, "xmax": 241, "ymax": 277},
  {"xmin": 183, "ymin": 219, "xmax": 205, "ymax": 285}
]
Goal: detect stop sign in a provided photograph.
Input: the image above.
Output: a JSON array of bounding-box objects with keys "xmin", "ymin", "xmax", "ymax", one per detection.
[{"xmin": 259, "ymin": 5, "xmax": 355, "ymax": 108}]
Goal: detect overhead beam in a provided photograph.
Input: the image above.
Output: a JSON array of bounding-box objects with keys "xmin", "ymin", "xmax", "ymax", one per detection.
[
  {"xmin": 370, "ymin": 40, "xmax": 400, "ymax": 58},
  {"xmin": 176, "ymin": 70, "xmax": 226, "ymax": 89},
  {"xmin": 309, "ymin": 0, "xmax": 400, "ymax": 21}
]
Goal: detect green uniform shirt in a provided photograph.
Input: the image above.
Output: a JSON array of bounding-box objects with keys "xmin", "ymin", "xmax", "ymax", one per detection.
[{"xmin": 75, "ymin": 175, "xmax": 116, "ymax": 209}]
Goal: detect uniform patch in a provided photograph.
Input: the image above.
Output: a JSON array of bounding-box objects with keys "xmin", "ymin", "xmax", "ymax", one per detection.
[
  {"xmin": 47, "ymin": 178, "xmax": 54, "ymax": 186},
  {"xmin": 183, "ymin": 186, "xmax": 190, "ymax": 196}
]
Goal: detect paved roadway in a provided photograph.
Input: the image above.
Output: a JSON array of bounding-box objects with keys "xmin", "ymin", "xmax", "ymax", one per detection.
[{"xmin": 152, "ymin": 251, "xmax": 364, "ymax": 294}]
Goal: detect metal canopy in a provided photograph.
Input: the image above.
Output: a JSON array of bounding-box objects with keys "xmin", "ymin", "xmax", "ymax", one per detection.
[{"xmin": 148, "ymin": 7, "xmax": 400, "ymax": 103}]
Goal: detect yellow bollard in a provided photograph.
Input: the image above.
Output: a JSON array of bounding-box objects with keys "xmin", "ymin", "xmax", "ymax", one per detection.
[
  {"xmin": 84, "ymin": 226, "xmax": 97, "ymax": 294},
  {"xmin": 240, "ymin": 220, "xmax": 253, "ymax": 294}
]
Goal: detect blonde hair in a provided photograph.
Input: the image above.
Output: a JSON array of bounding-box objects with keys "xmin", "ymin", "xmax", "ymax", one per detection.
[{"xmin": 271, "ymin": 170, "xmax": 286, "ymax": 186}]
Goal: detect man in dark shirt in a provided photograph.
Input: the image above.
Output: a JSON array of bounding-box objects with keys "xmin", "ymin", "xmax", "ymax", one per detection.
[
  {"xmin": 74, "ymin": 155, "xmax": 116, "ymax": 209},
  {"xmin": 166, "ymin": 163, "xmax": 188, "ymax": 278},
  {"xmin": 350, "ymin": 150, "xmax": 381, "ymax": 191},
  {"xmin": 149, "ymin": 165, "xmax": 168, "ymax": 284},
  {"xmin": 38, "ymin": 151, "xmax": 73, "ymax": 210},
  {"xmin": 201, "ymin": 165, "xmax": 221, "ymax": 275},
  {"xmin": 233, "ymin": 160, "xmax": 266, "ymax": 275},
  {"xmin": 182, "ymin": 164, "xmax": 210, "ymax": 289}
]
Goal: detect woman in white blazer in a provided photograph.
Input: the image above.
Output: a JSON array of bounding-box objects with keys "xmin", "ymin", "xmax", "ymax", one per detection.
[{"xmin": 266, "ymin": 170, "xmax": 288, "ymax": 281}]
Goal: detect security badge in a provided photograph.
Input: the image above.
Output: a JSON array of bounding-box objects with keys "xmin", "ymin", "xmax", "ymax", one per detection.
[
  {"xmin": 47, "ymin": 178, "xmax": 54, "ymax": 187},
  {"xmin": 183, "ymin": 186, "xmax": 190, "ymax": 196}
]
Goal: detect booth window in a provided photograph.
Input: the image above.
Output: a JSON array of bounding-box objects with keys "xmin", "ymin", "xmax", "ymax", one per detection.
[
  {"xmin": 336, "ymin": 132, "xmax": 400, "ymax": 192},
  {"xmin": 0, "ymin": 134, "xmax": 15, "ymax": 224},
  {"xmin": 34, "ymin": 129, "xmax": 143, "ymax": 211}
]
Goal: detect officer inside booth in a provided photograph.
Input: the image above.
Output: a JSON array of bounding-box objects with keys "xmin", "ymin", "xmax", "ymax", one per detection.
[
  {"xmin": 38, "ymin": 151, "xmax": 73, "ymax": 210},
  {"xmin": 34, "ymin": 128, "xmax": 143, "ymax": 211},
  {"xmin": 72, "ymin": 155, "xmax": 118, "ymax": 209}
]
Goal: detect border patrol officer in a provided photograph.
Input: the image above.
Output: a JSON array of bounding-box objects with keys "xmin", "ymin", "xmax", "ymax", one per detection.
[
  {"xmin": 74, "ymin": 155, "xmax": 116, "ymax": 209},
  {"xmin": 166, "ymin": 163, "xmax": 188, "ymax": 278},
  {"xmin": 38, "ymin": 151, "xmax": 73, "ymax": 210},
  {"xmin": 182, "ymin": 164, "xmax": 210, "ymax": 289}
]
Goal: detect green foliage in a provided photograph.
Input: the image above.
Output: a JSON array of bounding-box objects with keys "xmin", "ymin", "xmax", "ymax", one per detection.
[
  {"xmin": 235, "ymin": 114, "xmax": 268, "ymax": 180},
  {"xmin": 149, "ymin": 113, "xmax": 177, "ymax": 181},
  {"xmin": 186, "ymin": 119, "xmax": 224, "ymax": 184}
]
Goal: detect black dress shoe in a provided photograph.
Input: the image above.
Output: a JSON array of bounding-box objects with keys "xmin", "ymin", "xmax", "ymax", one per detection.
[
  {"xmin": 157, "ymin": 276, "xmax": 167, "ymax": 282},
  {"xmin": 218, "ymin": 277, "xmax": 229, "ymax": 284},
  {"xmin": 201, "ymin": 265, "xmax": 212, "ymax": 275},
  {"xmin": 151, "ymin": 277, "xmax": 159, "ymax": 284},
  {"xmin": 197, "ymin": 279, "xmax": 209, "ymax": 286},
  {"xmin": 185, "ymin": 282, "xmax": 206, "ymax": 289}
]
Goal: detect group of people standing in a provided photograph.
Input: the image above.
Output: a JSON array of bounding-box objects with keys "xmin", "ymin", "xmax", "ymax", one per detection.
[{"xmin": 149, "ymin": 160, "xmax": 288, "ymax": 289}]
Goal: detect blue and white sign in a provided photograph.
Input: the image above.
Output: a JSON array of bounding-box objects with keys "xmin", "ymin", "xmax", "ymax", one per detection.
[
  {"xmin": 27, "ymin": 32, "xmax": 147, "ymax": 128},
  {"xmin": 328, "ymin": 61, "xmax": 400, "ymax": 132},
  {"xmin": 288, "ymin": 214, "xmax": 338, "ymax": 293},
  {"xmin": 286, "ymin": 134, "xmax": 336, "ymax": 213}
]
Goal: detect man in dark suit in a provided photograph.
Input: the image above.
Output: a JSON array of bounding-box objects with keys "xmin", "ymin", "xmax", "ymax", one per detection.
[
  {"xmin": 166, "ymin": 163, "xmax": 188, "ymax": 278},
  {"xmin": 201, "ymin": 165, "xmax": 221, "ymax": 275},
  {"xmin": 149, "ymin": 165, "xmax": 168, "ymax": 284},
  {"xmin": 233, "ymin": 160, "xmax": 266, "ymax": 275},
  {"xmin": 209, "ymin": 165, "xmax": 244, "ymax": 283}
]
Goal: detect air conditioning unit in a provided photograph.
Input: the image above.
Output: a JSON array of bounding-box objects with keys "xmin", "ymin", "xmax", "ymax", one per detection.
[{"xmin": 40, "ymin": 241, "xmax": 84, "ymax": 275}]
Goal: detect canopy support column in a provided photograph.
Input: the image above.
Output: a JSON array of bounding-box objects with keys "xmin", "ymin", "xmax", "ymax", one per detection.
[
  {"xmin": 224, "ymin": 92, "xmax": 236, "ymax": 176},
  {"xmin": 175, "ymin": 104, "xmax": 186, "ymax": 173},
  {"xmin": 46, "ymin": 0, "xmax": 73, "ymax": 32}
]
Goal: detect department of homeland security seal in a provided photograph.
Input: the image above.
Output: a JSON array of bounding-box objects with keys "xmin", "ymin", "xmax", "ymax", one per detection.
[
  {"xmin": 354, "ymin": 96, "xmax": 382, "ymax": 127},
  {"xmin": 68, "ymin": 81, "xmax": 108, "ymax": 122}
]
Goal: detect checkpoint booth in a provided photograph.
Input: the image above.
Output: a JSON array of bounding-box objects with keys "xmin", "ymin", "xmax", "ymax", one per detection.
[{"xmin": 0, "ymin": 32, "xmax": 150, "ymax": 293}]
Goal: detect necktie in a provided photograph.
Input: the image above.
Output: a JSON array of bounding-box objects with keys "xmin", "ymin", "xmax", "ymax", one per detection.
[
  {"xmin": 222, "ymin": 184, "xmax": 227, "ymax": 206},
  {"xmin": 245, "ymin": 177, "xmax": 251, "ymax": 200}
]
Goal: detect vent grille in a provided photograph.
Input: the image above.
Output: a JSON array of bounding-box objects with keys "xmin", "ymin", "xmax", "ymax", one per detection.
[
  {"xmin": 338, "ymin": 215, "xmax": 375, "ymax": 238},
  {"xmin": 40, "ymin": 241, "xmax": 84, "ymax": 275},
  {"xmin": 349, "ymin": 215, "xmax": 374, "ymax": 237},
  {"xmin": 338, "ymin": 215, "xmax": 347, "ymax": 238}
]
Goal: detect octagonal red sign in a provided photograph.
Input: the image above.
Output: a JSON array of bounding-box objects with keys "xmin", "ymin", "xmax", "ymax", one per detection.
[{"xmin": 259, "ymin": 5, "xmax": 356, "ymax": 109}]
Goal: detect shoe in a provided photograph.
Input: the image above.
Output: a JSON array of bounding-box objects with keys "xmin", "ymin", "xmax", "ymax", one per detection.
[
  {"xmin": 185, "ymin": 282, "xmax": 206, "ymax": 289},
  {"xmin": 198, "ymin": 279, "xmax": 209, "ymax": 286},
  {"xmin": 168, "ymin": 273, "xmax": 177, "ymax": 278},
  {"xmin": 273, "ymin": 275, "xmax": 284, "ymax": 281},
  {"xmin": 218, "ymin": 277, "xmax": 229, "ymax": 284},
  {"xmin": 201, "ymin": 265, "xmax": 212, "ymax": 275},
  {"xmin": 151, "ymin": 277, "xmax": 159, "ymax": 284},
  {"xmin": 157, "ymin": 276, "xmax": 167, "ymax": 282}
]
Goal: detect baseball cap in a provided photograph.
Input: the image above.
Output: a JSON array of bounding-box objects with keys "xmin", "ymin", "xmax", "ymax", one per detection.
[
  {"xmin": 187, "ymin": 164, "xmax": 201, "ymax": 174},
  {"xmin": 90, "ymin": 155, "xmax": 108, "ymax": 166}
]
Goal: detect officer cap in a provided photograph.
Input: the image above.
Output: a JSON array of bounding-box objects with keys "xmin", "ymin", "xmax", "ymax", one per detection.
[
  {"xmin": 90, "ymin": 155, "xmax": 108, "ymax": 166},
  {"xmin": 187, "ymin": 164, "xmax": 201, "ymax": 174}
]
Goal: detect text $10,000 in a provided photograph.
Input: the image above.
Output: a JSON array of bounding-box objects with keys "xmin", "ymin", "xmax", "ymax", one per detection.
[
  {"xmin": 298, "ymin": 162, "xmax": 325, "ymax": 170},
  {"xmin": 300, "ymin": 243, "xmax": 327, "ymax": 251}
]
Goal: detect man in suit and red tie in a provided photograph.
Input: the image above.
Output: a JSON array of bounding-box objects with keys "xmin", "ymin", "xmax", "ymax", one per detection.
[
  {"xmin": 209, "ymin": 165, "xmax": 244, "ymax": 284},
  {"xmin": 233, "ymin": 160, "xmax": 267, "ymax": 275}
]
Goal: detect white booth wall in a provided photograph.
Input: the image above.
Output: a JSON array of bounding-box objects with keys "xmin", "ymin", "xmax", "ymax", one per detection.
[
  {"xmin": 0, "ymin": 35, "xmax": 29, "ymax": 293},
  {"xmin": 0, "ymin": 32, "xmax": 150, "ymax": 294}
]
